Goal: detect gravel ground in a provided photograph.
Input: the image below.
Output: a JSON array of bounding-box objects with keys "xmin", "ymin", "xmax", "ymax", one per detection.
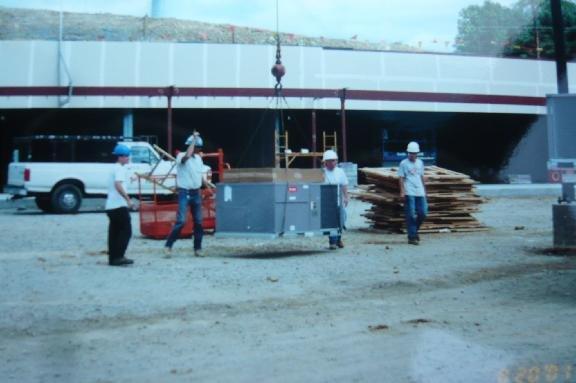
[{"xmin": 1, "ymin": 196, "xmax": 575, "ymax": 383}]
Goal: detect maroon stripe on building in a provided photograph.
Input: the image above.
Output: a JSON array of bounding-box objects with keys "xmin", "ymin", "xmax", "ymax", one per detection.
[{"xmin": 0, "ymin": 86, "xmax": 546, "ymax": 106}]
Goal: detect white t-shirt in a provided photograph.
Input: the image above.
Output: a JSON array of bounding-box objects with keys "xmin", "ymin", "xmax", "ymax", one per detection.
[
  {"xmin": 398, "ymin": 158, "xmax": 426, "ymax": 197},
  {"xmin": 324, "ymin": 166, "xmax": 349, "ymax": 186},
  {"xmin": 105, "ymin": 163, "xmax": 129, "ymax": 210},
  {"xmin": 175, "ymin": 152, "xmax": 204, "ymax": 190},
  {"xmin": 324, "ymin": 166, "xmax": 348, "ymax": 206}
]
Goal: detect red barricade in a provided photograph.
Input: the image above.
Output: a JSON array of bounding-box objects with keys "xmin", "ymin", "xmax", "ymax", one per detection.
[
  {"xmin": 137, "ymin": 149, "xmax": 225, "ymax": 240},
  {"xmin": 139, "ymin": 189, "xmax": 215, "ymax": 239}
]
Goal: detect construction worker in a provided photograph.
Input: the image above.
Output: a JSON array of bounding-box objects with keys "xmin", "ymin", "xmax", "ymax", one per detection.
[
  {"xmin": 105, "ymin": 144, "xmax": 134, "ymax": 266},
  {"xmin": 322, "ymin": 149, "xmax": 349, "ymax": 250},
  {"xmin": 164, "ymin": 132, "xmax": 210, "ymax": 258},
  {"xmin": 398, "ymin": 141, "xmax": 428, "ymax": 245}
]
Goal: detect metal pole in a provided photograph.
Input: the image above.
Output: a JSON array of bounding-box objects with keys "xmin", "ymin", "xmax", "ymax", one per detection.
[
  {"xmin": 167, "ymin": 91, "xmax": 173, "ymax": 154},
  {"xmin": 58, "ymin": 6, "xmax": 62, "ymax": 90},
  {"xmin": 274, "ymin": 109, "xmax": 280, "ymax": 168},
  {"xmin": 340, "ymin": 88, "xmax": 348, "ymax": 162},
  {"xmin": 58, "ymin": 4, "xmax": 64, "ymax": 106},
  {"xmin": 551, "ymin": 0, "xmax": 569, "ymax": 93},
  {"xmin": 311, "ymin": 110, "xmax": 317, "ymax": 168},
  {"xmin": 529, "ymin": 0, "xmax": 541, "ymax": 59}
]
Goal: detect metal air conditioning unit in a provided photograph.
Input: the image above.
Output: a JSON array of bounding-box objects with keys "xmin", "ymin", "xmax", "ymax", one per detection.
[{"xmin": 215, "ymin": 183, "xmax": 340, "ymax": 238}]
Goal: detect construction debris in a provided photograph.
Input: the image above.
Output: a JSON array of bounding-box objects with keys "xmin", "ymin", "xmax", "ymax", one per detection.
[
  {"xmin": 353, "ymin": 166, "xmax": 487, "ymax": 233},
  {"xmin": 0, "ymin": 7, "xmax": 418, "ymax": 52},
  {"xmin": 368, "ymin": 324, "xmax": 390, "ymax": 332}
]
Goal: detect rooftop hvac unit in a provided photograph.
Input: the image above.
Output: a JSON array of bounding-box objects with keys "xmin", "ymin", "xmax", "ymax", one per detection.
[{"xmin": 215, "ymin": 183, "xmax": 340, "ymax": 238}]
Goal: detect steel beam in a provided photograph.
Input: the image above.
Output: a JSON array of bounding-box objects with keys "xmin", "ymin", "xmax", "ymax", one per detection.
[{"xmin": 0, "ymin": 86, "xmax": 547, "ymax": 106}]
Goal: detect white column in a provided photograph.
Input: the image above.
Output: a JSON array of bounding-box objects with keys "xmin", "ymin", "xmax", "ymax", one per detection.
[{"xmin": 123, "ymin": 110, "xmax": 134, "ymax": 138}]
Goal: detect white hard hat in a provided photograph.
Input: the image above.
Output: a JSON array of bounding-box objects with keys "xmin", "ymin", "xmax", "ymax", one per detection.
[
  {"xmin": 185, "ymin": 135, "xmax": 203, "ymax": 147},
  {"xmin": 323, "ymin": 149, "xmax": 338, "ymax": 161},
  {"xmin": 406, "ymin": 141, "xmax": 420, "ymax": 153}
]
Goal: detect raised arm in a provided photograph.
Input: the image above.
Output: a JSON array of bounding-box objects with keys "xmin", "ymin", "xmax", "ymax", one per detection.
[{"xmin": 181, "ymin": 131, "xmax": 199, "ymax": 164}]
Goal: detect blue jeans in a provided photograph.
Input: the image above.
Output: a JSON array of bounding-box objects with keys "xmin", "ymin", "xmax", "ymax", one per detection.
[
  {"xmin": 404, "ymin": 196, "xmax": 428, "ymax": 240},
  {"xmin": 165, "ymin": 188, "xmax": 203, "ymax": 250}
]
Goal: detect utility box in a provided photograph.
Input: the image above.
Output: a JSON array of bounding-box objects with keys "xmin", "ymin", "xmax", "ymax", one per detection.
[
  {"xmin": 547, "ymin": 159, "xmax": 576, "ymax": 183},
  {"xmin": 547, "ymin": 94, "xmax": 576, "ymax": 160},
  {"xmin": 215, "ymin": 183, "xmax": 340, "ymax": 238},
  {"xmin": 553, "ymin": 204, "xmax": 576, "ymax": 249}
]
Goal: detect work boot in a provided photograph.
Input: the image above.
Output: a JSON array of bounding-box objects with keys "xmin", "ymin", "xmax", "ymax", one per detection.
[
  {"xmin": 329, "ymin": 244, "xmax": 338, "ymax": 250},
  {"xmin": 163, "ymin": 247, "xmax": 172, "ymax": 259},
  {"xmin": 337, "ymin": 239, "xmax": 344, "ymax": 248},
  {"xmin": 194, "ymin": 249, "xmax": 205, "ymax": 257},
  {"xmin": 408, "ymin": 238, "xmax": 419, "ymax": 246},
  {"xmin": 415, "ymin": 234, "xmax": 421, "ymax": 242},
  {"xmin": 109, "ymin": 258, "xmax": 134, "ymax": 266}
]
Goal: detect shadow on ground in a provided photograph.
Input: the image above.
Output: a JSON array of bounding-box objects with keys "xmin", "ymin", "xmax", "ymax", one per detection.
[{"xmin": 218, "ymin": 250, "xmax": 328, "ymax": 259}]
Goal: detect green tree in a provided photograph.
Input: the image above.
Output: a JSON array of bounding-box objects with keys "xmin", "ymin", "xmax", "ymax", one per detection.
[
  {"xmin": 504, "ymin": 0, "xmax": 576, "ymax": 59},
  {"xmin": 455, "ymin": 1, "xmax": 522, "ymax": 56},
  {"xmin": 455, "ymin": 0, "xmax": 576, "ymax": 59}
]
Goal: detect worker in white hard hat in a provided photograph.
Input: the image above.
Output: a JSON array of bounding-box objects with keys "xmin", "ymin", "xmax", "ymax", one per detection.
[
  {"xmin": 398, "ymin": 141, "xmax": 428, "ymax": 245},
  {"xmin": 322, "ymin": 149, "xmax": 349, "ymax": 250},
  {"xmin": 164, "ymin": 131, "xmax": 212, "ymax": 258}
]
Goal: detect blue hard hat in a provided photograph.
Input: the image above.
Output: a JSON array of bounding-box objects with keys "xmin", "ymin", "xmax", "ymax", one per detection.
[
  {"xmin": 185, "ymin": 135, "xmax": 203, "ymax": 147},
  {"xmin": 112, "ymin": 144, "xmax": 131, "ymax": 156}
]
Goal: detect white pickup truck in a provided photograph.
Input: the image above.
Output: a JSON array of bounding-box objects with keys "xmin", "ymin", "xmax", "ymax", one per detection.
[{"xmin": 4, "ymin": 141, "xmax": 176, "ymax": 213}]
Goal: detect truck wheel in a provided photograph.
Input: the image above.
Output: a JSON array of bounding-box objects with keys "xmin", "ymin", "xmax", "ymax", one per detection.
[
  {"xmin": 35, "ymin": 196, "xmax": 53, "ymax": 213},
  {"xmin": 51, "ymin": 184, "xmax": 82, "ymax": 214}
]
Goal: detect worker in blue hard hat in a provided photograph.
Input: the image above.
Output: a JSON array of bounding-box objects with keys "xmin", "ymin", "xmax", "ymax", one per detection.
[
  {"xmin": 398, "ymin": 141, "xmax": 428, "ymax": 245},
  {"xmin": 322, "ymin": 149, "xmax": 349, "ymax": 250},
  {"xmin": 105, "ymin": 143, "xmax": 134, "ymax": 266},
  {"xmin": 164, "ymin": 131, "xmax": 212, "ymax": 258}
]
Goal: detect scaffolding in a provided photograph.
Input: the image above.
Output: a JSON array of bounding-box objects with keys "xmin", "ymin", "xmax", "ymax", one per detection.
[{"xmin": 276, "ymin": 130, "xmax": 338, "ymax": 168}]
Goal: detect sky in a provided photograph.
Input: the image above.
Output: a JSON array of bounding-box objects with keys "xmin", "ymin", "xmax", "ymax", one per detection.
[{"xmin": 0, "ymin": 0, "xmax": 519, "ymax": 52}]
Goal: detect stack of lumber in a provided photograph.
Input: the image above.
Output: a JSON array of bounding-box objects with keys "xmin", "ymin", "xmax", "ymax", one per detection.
[{"xmin": 353, "ymin": 166, "xmax": 486, "ymax": 233}]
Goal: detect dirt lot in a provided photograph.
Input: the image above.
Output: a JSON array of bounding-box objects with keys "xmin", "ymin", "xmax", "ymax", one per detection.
[{"xmin": 1, "ymin": 196, "xmax": 575, "ymax": 383}]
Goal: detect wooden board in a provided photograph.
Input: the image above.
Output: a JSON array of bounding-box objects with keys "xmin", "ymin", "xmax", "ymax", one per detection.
[{"xmin": 223, "ymin": 168, "xmax": 324, "ymax": 183}]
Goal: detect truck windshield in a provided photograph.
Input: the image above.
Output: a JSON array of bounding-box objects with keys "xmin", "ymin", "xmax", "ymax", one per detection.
[{"xmin": 130, "ymin": 146, "xmax": 158, "ymax": 165}]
